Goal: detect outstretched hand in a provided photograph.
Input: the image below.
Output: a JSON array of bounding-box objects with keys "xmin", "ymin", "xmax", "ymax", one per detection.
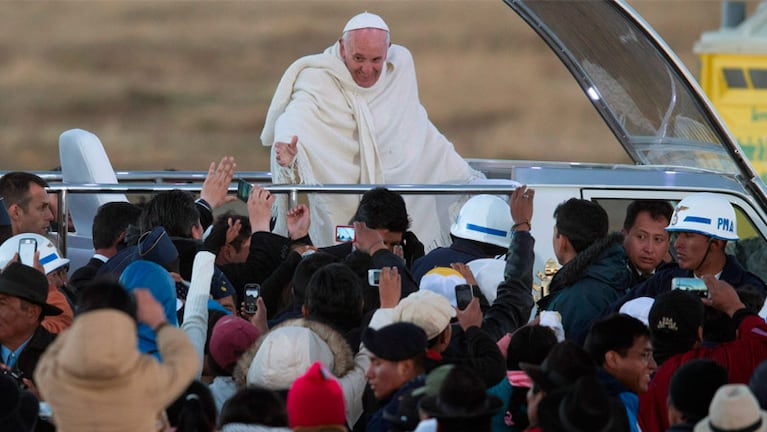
[
  {"xmin": 201, "ymin": 156, "xmax": 236, "ymax": 208},
  {"xmin": 378, "ymin": 266, "xmax": 401, "ymax": 308},
  {"xmin": 510, "ymin": 185, "xmax": 534, "ymax": 231},
  {"xmin": 275, "ymin": 135, "xmax": 299, "ymax": 167},
  {"xmin": 287, "ymin": 204, "xmax": 311, "ymax": 240},
  {"xmin": 247, "ymin": 185, "xmax": 275, "ymax": 233}
]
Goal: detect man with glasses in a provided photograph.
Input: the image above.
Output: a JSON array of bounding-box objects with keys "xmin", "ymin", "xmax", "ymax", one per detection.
[{"xmin": 585, "ymin": 313, "xmax": 657, "ymax": 432}]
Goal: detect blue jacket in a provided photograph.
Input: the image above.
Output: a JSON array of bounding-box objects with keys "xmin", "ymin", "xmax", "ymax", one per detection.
[
  {"xmin": 598, "ymin": 368, "xmax": 640, "ymax": 432},
  {"xmin": 610, "ymin": 254, "xmax": 766, "ymax": 312},
  {"xmin": 119, "ymin": 260, "xmax": 179, "ymax": 360},
  {"xmin": 539, "ymin": 233, "xmax": 632, "ymax": 344}
]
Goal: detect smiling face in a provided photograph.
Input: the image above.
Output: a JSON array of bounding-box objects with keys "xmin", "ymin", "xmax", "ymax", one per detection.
[
  {"xmin": 339, "ymin": 28, "xmax": 389, "ymax": 88},
  {"xmin": 607, "ymin": 335, "xmax": 656, "ymax": 394},
  {"xmin": 623, "ymin": 211, "xmax": 670, "ymax": 274}
]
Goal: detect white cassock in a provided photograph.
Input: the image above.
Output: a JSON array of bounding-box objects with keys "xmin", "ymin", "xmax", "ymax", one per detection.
[{"xmin": 261, "ymin": 41, "xmax": 484, "ymax": 249}]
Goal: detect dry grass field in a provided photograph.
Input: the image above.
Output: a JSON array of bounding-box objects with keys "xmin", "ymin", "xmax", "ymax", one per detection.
[{"xmin": 0, "ymin": 0, "xmax": 752, "ymax": 172}]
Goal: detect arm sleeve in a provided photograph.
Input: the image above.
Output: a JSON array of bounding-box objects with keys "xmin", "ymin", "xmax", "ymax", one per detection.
[
  {"xmin": 181, "ymin": 251, "xmax": 215, "ymax": 378},
  {"xmin": 481, "ymin": 231, "xmax": 535, "ymax": 341},
  {"xmin": 41, "ymin": 285, "xmax": 74, "ymax": 334},
  {"xmin": 148, "ymin": 326, "xmax": 200, "ymax": 408}
]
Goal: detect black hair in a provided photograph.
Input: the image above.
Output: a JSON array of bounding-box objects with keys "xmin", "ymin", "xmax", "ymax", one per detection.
[
  {"xmin": 622, "ymin": 200, "xmax": 674, "ymax": 231},
  {"xmin": 506, "ymin": 325, "xmax": 558, "ymax": 371},
  {"xmin": 92, "ymin": 201, "xmax": 142, "ymax": 250},
  {"xmin": 167, "ymin": 380, "xmax": 217, "ymax": 432},
  {"xmin": 304, "ymin": 263, "xmax": 364, "ymax": 333},
  {"xmin": 584, "ymin": 313, "xmax": 650, "ymax": 367},
  {"xmin": 76, "ymin": 279, "xmax": 137, "ymax": 320},
  {"xmin": 218, "ymin": 386, "xmax": 288, "ymax": 428},
  {"xmin": 0, "ymin": 171, "xmax": 48, "ymax": 211},
  {"xmin": 669, "ymin": 359, "xmax": 728, "ymax": 424},
  {"xmin": 139, "ymin": 190, "xmax": 200, "ymax": 238},
  {"xmin": 291, "ymin": 251, "xmax": 339, "ymax": 305},
  {"xmin": 350, "ymin": 187, "xmax": 410, "ymax": 232},
  {"xmin": 554, "ymin": 198, "xmax": 608, "ymax": 253},
  {"xmin": 204, "ymin": 213, "xmax": 252, "ymax": 255}
]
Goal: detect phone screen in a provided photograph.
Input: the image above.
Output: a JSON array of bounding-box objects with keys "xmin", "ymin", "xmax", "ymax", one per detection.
[
  {"xmin": 368, "ymin": 269, "xmax": 381, "ymax": 286},
  {"xmin": 335, "ymin": 225, "xmax": 355, "ymax": 243},
  {"xmin": 671, "ymin": 277, "xmax": 708, "ymax": 297},
  {"xmin": 244, "ymin": 284, "xmax": 259, "ymax": 314},
  {"xmin": 236, "ymin": 179, "xmax": 252, "ymax": 202},
  {"xmin": 455, "ymin": 284, "xmax": 473, "ymax": 310},
  {"xmin": 18, "ymin": 238, "xmax": 37, "ymax": 266}
]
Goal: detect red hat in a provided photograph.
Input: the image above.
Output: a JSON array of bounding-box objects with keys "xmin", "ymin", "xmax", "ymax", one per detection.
[
  {"xmin": 287, "ymin": 362, "xmax": 346, "ymax": 428},
  {"xmin": 209, "ymin": 315, "xmax": 260, "ymax": 374}
]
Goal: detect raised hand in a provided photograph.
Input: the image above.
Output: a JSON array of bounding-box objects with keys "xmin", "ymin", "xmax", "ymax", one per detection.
[{"xmin": 275, "ymin": 135, "xmax": 299, "ymax": 167}]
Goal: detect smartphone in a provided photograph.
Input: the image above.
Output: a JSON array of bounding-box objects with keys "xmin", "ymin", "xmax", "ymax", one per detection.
[
  {"xmin": 236, "ymin": 178, "xmax": 252, "ymax": 202},
  {"xmin": 671, "ymin": 277, "xmax": 708, "ymax": 297},
  {"xmin": 18, "ymin": 238, "xmax": 37, "ymax": 266},
  {"xmin": 455, "ymin": 284, "xmax": 474, "ymax": 310},
  {"xmin": 335, "ymin": 225, "xmax": 355, "ymax": 243},
  {"xmin": 368, "ymin": 269, "xmax": 381, "ymax": 286},
  {"xmin": 244, "ymin": 283, "xmax": 260, "ymax": 314}
]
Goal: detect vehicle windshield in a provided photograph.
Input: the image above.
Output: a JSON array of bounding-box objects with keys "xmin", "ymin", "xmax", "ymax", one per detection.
[{"xmin": 507, "ymin": 0, "xmax": 739, "ymax": 175}]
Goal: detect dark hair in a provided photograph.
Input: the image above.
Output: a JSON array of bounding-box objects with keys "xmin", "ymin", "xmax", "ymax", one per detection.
[
  {"xmin": 291, "ymin": 252, "xmax": 339, "ymax": 304},
  {"xmin": 506, "ymin": 325, "xmax": 558, "ymax": 371},
  {"xmin": 0, "ymin": 171, "xmax": 48, "ymax": 211},
  {"xmin": 584, "ymin": 314, "xmax": 650, "ymax": 367},
  {"xmin": 305, "ymin": 263, "xmax": 364, "ymax": 332},
  {"xmin": 92, "ymin": 202, "xmax": 142, "ymax": 250},
  {"xmin": 554, "ymin": 198, "xmax": 608, "ymax": 253},
  {"xmin": 76, "ymin": 279, "xmax": 137, "ymax": 320},
  {"xmin": 669, "ymin": 359, "xmax": 727, "ymax": 424},
  {"xmin": 219, "ymin": 386, "xmax": 288, "ymax": 428},
  {"xmin": 622, "ymin": 200, "xmax": 674, "ymax": 232},
  {"xmin": 351, "ymin": 187, "xmax": 410, "ymax": 232},
  {"xmin": 140, "ymin": 190, "xmax": 200, "ymax": 238},
  {"xmin": 204, "ymin": 213, "xmax": 252, "ymax": 256},
  {"xmin": 167, "ymin": 380, "xmax": 217, "ymax": 432}
]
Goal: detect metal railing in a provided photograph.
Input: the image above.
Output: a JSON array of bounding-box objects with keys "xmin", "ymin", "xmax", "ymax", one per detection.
[{"xmin": 48, "ymin": 180, "xmax": 519, "ymax": 255}]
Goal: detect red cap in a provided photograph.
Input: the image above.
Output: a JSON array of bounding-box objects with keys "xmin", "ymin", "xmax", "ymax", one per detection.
[{"xmin": 209, "ymin": 315, "xmax": 260, "ymax": 374}]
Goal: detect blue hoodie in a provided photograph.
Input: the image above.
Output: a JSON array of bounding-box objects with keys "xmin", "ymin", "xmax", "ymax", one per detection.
[{"xmin": 119, "ymin": 260, "xmax": 178, "ymax": 360}]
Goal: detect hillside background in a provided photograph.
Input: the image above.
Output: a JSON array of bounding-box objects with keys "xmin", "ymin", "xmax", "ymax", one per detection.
[{"xmin": 0, "ymin": 0, "xmax": 756, "ymax": 172}]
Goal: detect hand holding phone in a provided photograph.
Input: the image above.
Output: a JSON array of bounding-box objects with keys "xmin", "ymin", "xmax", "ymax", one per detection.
[
  {"xmin": 671, "ymin": 277, "xmax": 708, "ymax": 298},
  {"xmin": 368, "ymin": 269, "xmax": 381, "ymax": 286},
  {"xmin": 18, "ymin": 238, "xmax": 37, "ymax": 267},
  {"xmin": 455, "ymin": 283, "xmax": 474, "ymax": 310},
  {"xmin": 244, "ymin": 283, "xmax": 260, "ymax": 314},
  {"xmin": 335, "ymin": 225, "xmax": 355, "ymax": 243},
  {"xmin": 236, "ymin": 179, "xmax": 253, "ymax": 203}
]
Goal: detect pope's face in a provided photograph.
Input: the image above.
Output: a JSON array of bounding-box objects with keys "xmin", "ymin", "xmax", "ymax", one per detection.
[{"xmin": 339, "ymin": 28, "xmax": 389, "ymax": 88}]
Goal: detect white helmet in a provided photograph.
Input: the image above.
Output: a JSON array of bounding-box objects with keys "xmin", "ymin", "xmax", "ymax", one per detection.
[
  {"xmin": 0, "ymin": 233, "xmax": 70, "ymax": 274},
  {"xmin": 665, "ymin": 193, "xmax": 738, "ymax": 241},
  {"xmin": 450, "ymin": 195, "xmax": 512, "ymax": 248}
]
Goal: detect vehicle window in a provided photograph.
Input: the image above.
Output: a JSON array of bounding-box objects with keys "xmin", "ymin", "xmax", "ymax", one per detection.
[
  {"xmin": 724, "ymin": 68, "xmax": 748, "ymax": 89},
  {"xmin": 749, "ymin": 69, "xmax": 767, "ymax": 90},
  {"xmin": 731, "ymin": 205, "xmax": 767, "ymax": 283},
  {"xmin": 593, "ymin": 197, "xmax": 767, "ymax": 283}
]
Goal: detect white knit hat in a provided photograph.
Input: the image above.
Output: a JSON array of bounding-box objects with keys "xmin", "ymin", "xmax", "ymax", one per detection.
[
  {"xmin": 393, "ymin": 290, "xmax": 456, "ymax": 339},
  {"xmin": 343, "ymin": 12, "xmax": 389, "ymax": 33}
]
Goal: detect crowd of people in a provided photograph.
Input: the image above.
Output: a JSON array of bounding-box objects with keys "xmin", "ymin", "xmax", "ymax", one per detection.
[{"xmin": 2, "ymin": 10, "xmax": 767, "ymax": 432}]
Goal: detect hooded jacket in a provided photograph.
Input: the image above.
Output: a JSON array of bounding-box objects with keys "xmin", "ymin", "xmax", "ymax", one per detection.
[
  {"xmin": 34, "ymin": 309, "xmax": 198, "ymax": 432},
  {"xmin": 538, "ymin": 233, "xmax": 631, "ymax": 343},
  {"xmin": 234, "ymin": 318, "xmax": 367, "ymax": 426},
  {"xmin": 119, "ymin": 260, "xmax": 179, "ymax": 359}
]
